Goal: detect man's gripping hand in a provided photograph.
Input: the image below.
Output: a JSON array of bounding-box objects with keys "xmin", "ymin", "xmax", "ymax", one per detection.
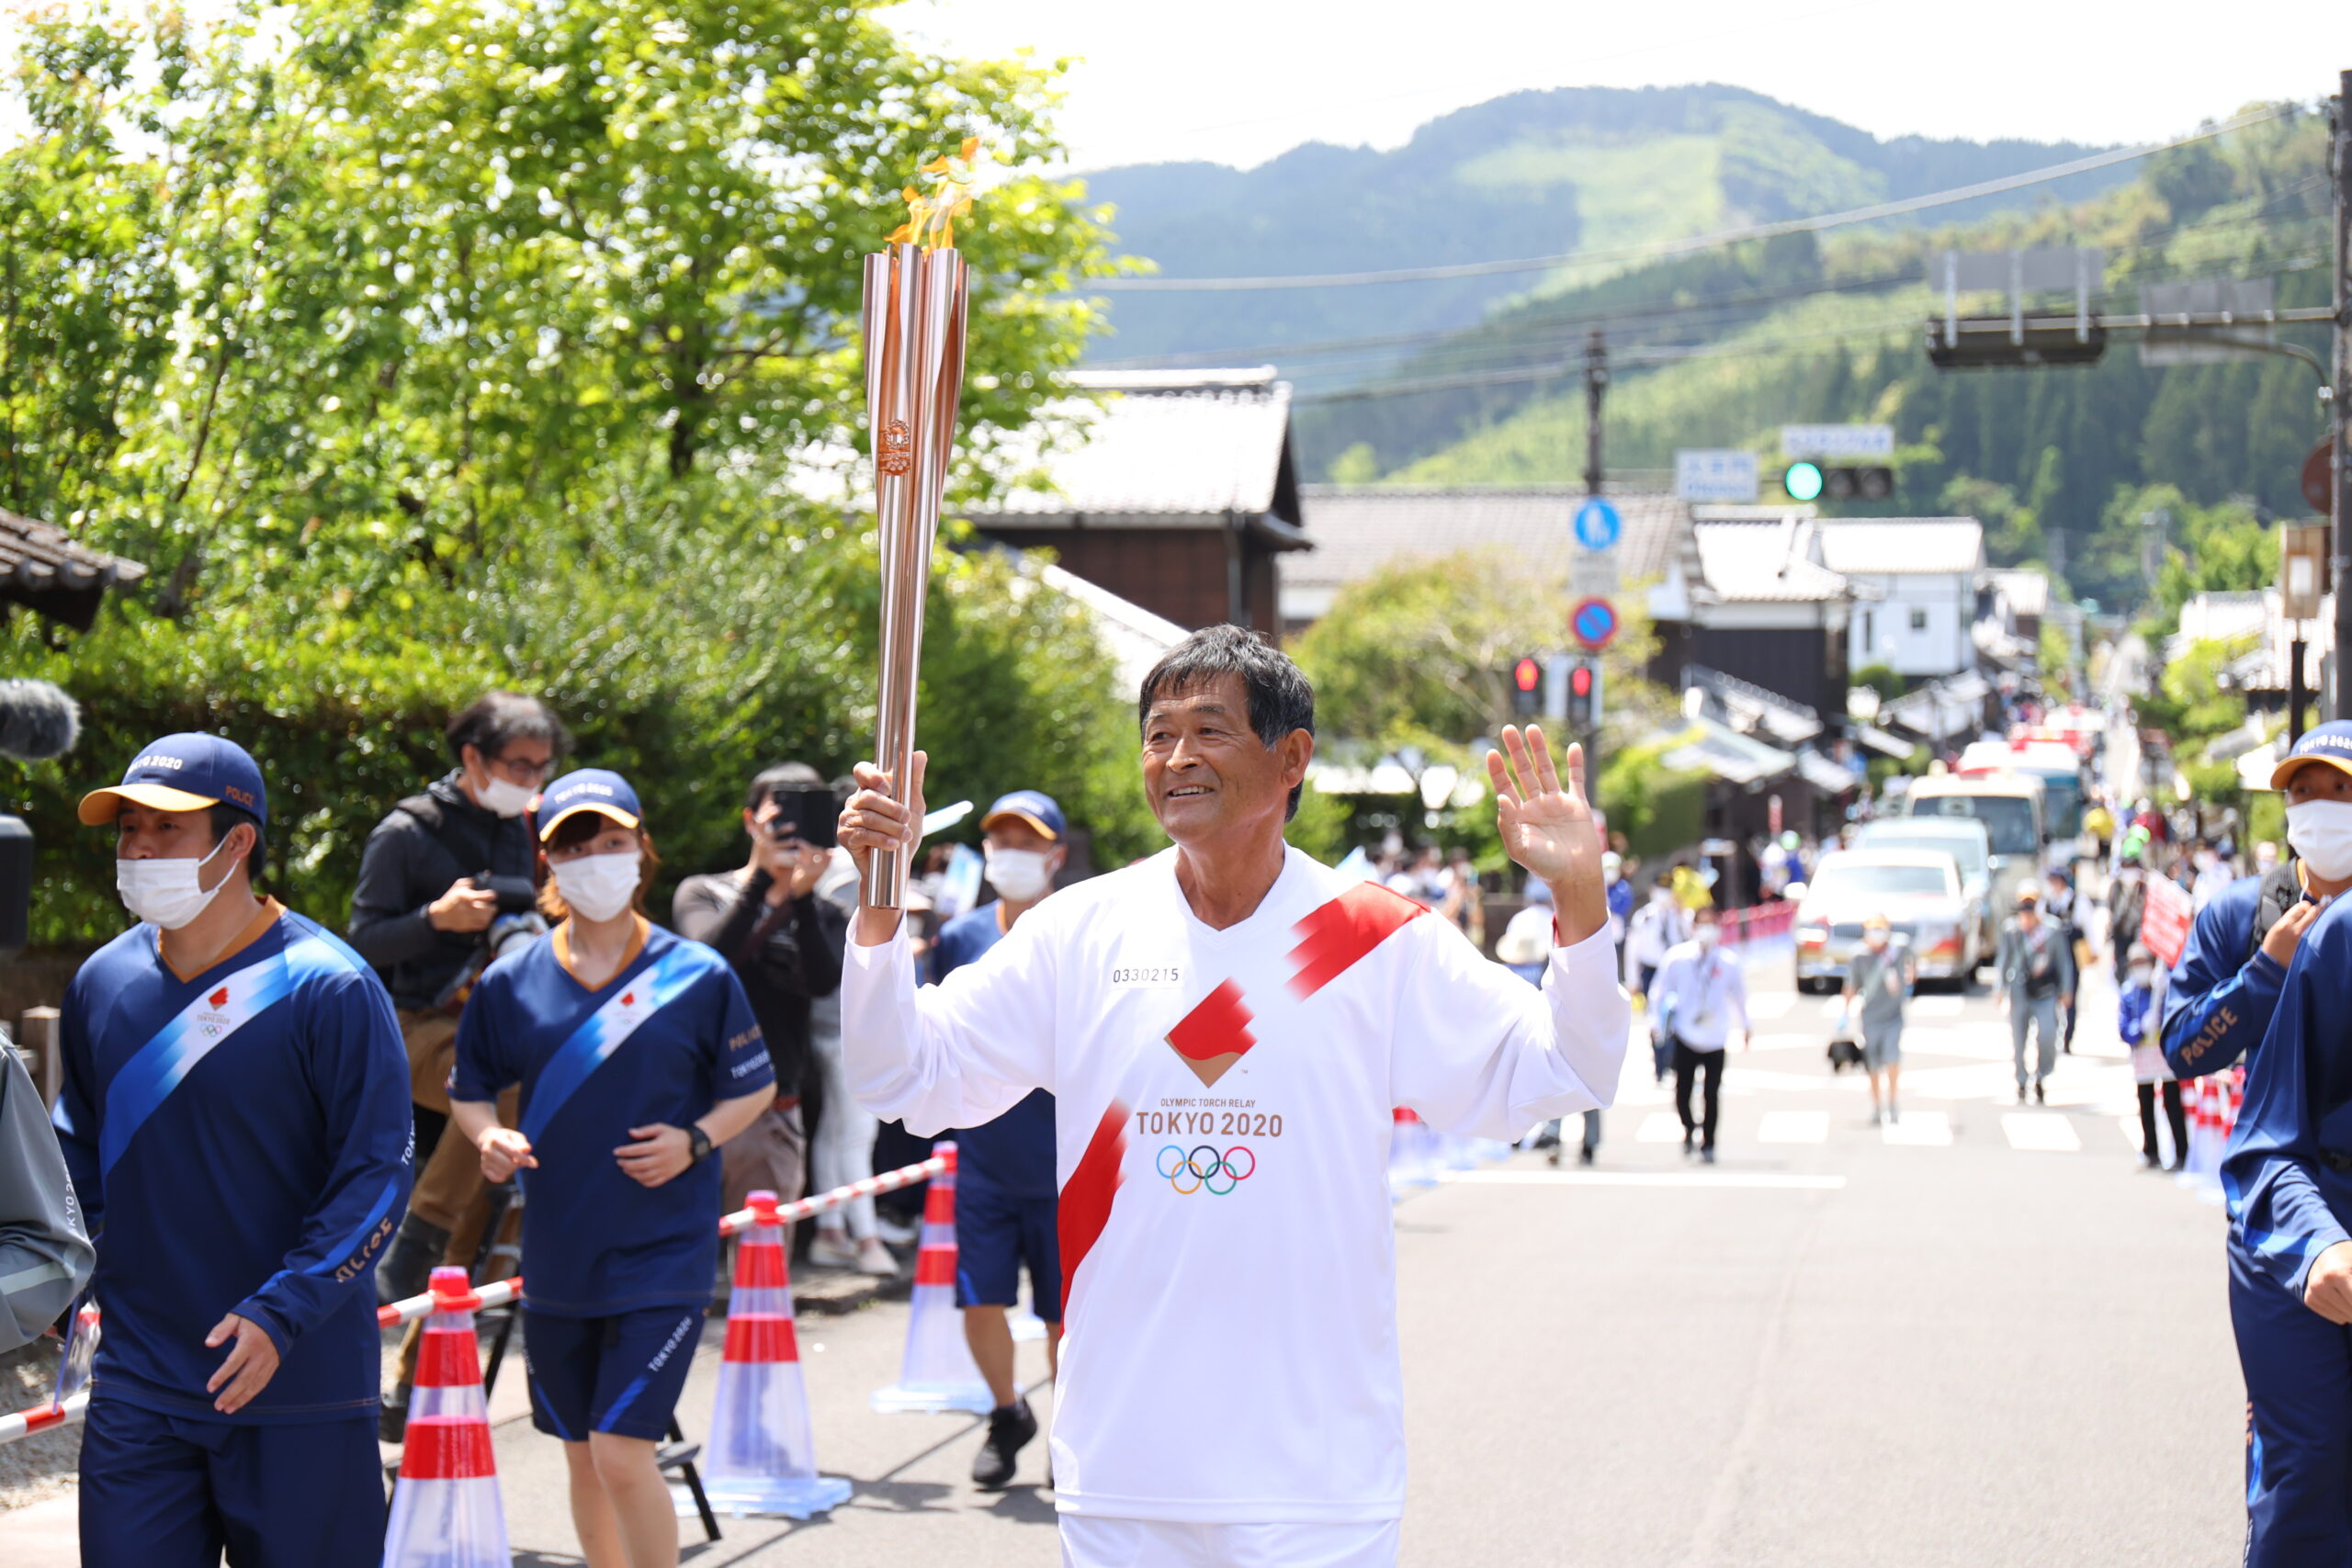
[
  {"xmin": 840, "ymin": 750, "xmax": 928, "ymax": 947},
  {"xmin": 2307, "ymin": 1240, "xmax": 2352, "ymax": 1325}
]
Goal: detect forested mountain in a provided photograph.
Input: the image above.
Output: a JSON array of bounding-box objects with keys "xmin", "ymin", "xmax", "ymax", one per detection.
[
  {"xmin": 1336, "ymin": 106, "xmax": 2332, "ymax": 615},
  {"xmin": 1082, "ymin": 84, "xmax": 2134, "ymax": 371}
]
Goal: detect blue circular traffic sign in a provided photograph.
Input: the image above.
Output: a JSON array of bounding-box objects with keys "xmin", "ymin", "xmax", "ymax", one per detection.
[
  {"xmin": 1570, "ymin": 597, "xmax": 1619, "ymax": 650},
  {"xmin": 1573, "ymin": 497, "xmax": 1621, "ymax": 551}
]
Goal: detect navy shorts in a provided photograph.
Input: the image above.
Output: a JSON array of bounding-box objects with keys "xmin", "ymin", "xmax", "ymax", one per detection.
[
  {"xmin": 955, "ymin": 1181, "xmax": 1061, "ymax": 1322},
  {"xmin": 79, "ymin": 1397, "xmax": 383, "ymax": 1568},
  {"xmin": 524, "ymin": 1305, "xmax": 705, "ymax": 1442}
]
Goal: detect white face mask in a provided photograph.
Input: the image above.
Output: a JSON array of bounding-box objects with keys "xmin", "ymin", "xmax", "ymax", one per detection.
[
  {"xmin": 2287, "ymin": 800, "xmax": 2352, "ymax": 882},
  {"xmin": 474, "ymin": 773, "xmax": 537, "ymax": 819},
  {"xmin": 985, "ymin": 847, "xmax": 1055, "ymax": 903},
  {"xmin": 1694, "ymin": 924, "xmax": 1721, "ymax": 952},
  {"xmin": 551, "ymin": 851, "xmax": 640, "ymax": 922},
  {"xmin": 118, "ymin": 833, "xmax": 238, "ymax": 931}
]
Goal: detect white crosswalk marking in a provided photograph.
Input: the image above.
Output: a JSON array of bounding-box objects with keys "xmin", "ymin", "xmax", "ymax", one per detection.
[
  {"xmin": 1882, "ymin": 1111, "xmax": 1953, "ymax": 1146},
  {"xmin": 1912, "ymin": 996, "xmax": 1966, "ymax": 1018},
  {"xmin": 2002, "ymin": 1113, "xmax": 2083, "ymax": 1152},
  {"xmin": 1637, "ymin": 1111, "xmax": 1687, "ymax": 1143},
  {"xmin": 1757, "ymin": 1111, "xmax": 1829, "ymax": 1144},
  {"xmin": 1747, "ymin": 992, "xmax": 1798, "ymax": 1021}
]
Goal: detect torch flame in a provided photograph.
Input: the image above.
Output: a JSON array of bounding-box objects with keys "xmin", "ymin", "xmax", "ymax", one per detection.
[{"xmin": 889, "ymin": 136, "xmax": 983, "ymax": 250}]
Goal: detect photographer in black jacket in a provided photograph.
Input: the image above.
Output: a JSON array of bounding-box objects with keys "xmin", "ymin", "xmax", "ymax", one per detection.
[
  {"xmin": 673, "ymin": 763, "xmax": 849, "ymax": 1258},
  {"xmin": 349, "ymin": 691, "xmax": 564, "ymax": 1437}
]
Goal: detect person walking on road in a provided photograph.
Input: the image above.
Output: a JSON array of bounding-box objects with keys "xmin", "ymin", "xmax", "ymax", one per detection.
[
  {"xmin": 2117, "ymin": 947, "xmax": 2183, "ymax": 1171},
  {"xmin": 836, "ymin": 626, "xmax": 1626, "ymax": 1568},
  {"xmin": 449, "ymin": 770, "xmax": 777, "ymax": 1568},
  {"xmin": 1841, "ymin": 915, "xmax": 1910, "ymax": 1125},
  {"xmin": 1647, "ymin": 905, "xmax": 1749, "ymax": 1163},
  {"xmin": 933, "ymin": 790, "xmax": 1069, "ymax": 1490},
  {"xmin": 1499, "ymin": 905, "xmax": 1600, "ymax": 1166},
  {"xmin": 1624, "ymin": 884, "xmax": 1687, "ymax": 1081},
  {"xmin": 55, "ymin": 735, "xmax": 413, "ymax": 1568},
  {"xmin": 1996, "ymin": 888, "xmax": 2074, "ymax": 1105}
]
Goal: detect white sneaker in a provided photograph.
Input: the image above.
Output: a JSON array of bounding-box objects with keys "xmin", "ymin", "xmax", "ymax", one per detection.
[
  {"xmin": 808, "ymin": 1233, "xmax": 860, "ymax": 1269},
  {"xmin": 875, "ymin": 1213, "xmax": 920, "ymax": 1247},
  {"xmin": 856, "ymin": 1238, "xmax": 900, "ymax": 1277}
]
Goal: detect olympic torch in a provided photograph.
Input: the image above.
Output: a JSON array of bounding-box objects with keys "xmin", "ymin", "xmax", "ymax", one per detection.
[{"xmin": 862, "ymin": 142, "xmax": 975, "ymax": 909}]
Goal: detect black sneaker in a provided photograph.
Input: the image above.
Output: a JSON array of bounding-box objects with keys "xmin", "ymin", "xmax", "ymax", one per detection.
[
  {"xmin": 2034, "ymin": 1082, "xmax": 2047, "ymax": 1106},
  {"xmin": 972, "ymin": 1397, "xmax": 1037, "ymax": 1490},
  {"xmin": 1577, "ymin": 1146, "xmax": 1595, "ymax": 1167},
  {"xmin": 1700, "ymin": 1146, "xmax": 1718, "ymax": 1165}
]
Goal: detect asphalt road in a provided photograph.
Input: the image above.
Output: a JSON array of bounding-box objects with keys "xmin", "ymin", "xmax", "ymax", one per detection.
[{"xmin": 473, "ymin": 937, "xmax": 2244, "ymax": 1567}]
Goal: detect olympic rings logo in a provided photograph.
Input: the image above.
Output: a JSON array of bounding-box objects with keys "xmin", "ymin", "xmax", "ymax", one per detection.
[{"xmin": 1157, "ymin": 1144, "xmax": 1256, "ymax": 1195}]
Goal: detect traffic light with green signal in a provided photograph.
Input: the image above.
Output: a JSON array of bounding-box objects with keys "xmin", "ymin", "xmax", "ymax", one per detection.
[{"xmin": 1781, "ymin": 462, "xmax": 1893, "ymax": 502}]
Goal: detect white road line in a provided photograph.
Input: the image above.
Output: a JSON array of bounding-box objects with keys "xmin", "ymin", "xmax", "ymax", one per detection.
[
  {"xmin": 1757, "ymin": 1111, "xmax": 1829, "ymax": 1145},
  {"xmin": 1442, "ymin": 1170, "xmax": 1847, "ymax": 1191},
  {"xmin": 1747, "ymin": 992, "xmax": 1798, "ymax": 1020},
  {"xmin": 1882, "ymin": 1111, "xmax": 1953, "ymax": 1146},
  {"xmin": 2002, "ymin": 1113, "xmax": 2084, "ymax": 1152},
  {"xmin": 1636, "ymin": 1111, "xmax": 1687, "ymax": 1143},
  {"xmin": 1912, "ymin": 996, "xmax": 1965, "ymax": 1018}
]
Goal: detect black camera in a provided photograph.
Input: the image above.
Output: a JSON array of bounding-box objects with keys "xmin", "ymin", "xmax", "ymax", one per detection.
[
  {"xmin": 472, "ymin": 874, "xmax": 540, "ymax": 914},
  {"xmin": 763, "ymin": 785, "xmax": 838, "ymax": 850}
]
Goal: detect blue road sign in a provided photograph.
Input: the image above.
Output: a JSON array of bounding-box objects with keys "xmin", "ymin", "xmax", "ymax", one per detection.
[
  {"xmin": 1570, "ymin": 597, "xmax": 1619, "ymax": 650},
  {"xmin": 1573, "ymin": 497, "xmax": 1621, "ymax": 551}
]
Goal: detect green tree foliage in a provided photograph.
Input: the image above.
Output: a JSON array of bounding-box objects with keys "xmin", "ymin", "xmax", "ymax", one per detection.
[
  {"xmin": 2133, "ymin": 638, "xmax": 2251, "ymax": 805},
  {"xmin": 0, "ymin": 1, "xmax": 1154, "ymax": 945},
  {"xmin": 2120, "ymin": 483, "xmax": 2278, "ymax": 636}
]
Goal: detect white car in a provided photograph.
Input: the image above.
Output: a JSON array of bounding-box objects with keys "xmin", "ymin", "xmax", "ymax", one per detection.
[{"xmin": 1793, "ymin": 850, "xmax": 1982, "ymax": 993}]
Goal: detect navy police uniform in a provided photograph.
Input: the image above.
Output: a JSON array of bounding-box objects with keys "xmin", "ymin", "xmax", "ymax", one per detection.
[
  {"xmin": 54, "ymin": 735, "xmax": 413, "ymax": 1568},
  {"xmin": 2162, "ymin": 866, "xmax": 2302, "ymax": 1080},
  {"xmin": 933, "ymin": 904, "xmax": 1061, "ymax": 1321},
  {"xmin": 453, "ymin": 916, "xmax": 771, "ymax": 1440}
]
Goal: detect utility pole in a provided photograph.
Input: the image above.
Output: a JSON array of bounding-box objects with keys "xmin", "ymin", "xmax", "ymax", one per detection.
[
  {"xmin": 1581, "ymin": 330, "xmax": 1609, "ymax": 496},
  {"xmin": 2333, "ymin": 71, "xmax": 2351, "ymax": 719}
]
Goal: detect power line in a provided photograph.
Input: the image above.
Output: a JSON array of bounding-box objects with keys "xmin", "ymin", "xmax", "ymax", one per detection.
[{"xmin": 1092, "ymin": 103, "xmax": 2296, "ymax": 293}]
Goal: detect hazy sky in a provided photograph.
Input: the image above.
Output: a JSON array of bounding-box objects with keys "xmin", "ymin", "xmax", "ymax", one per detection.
[{"xmin": 891, "ymin": 0, "xmax": 2348, "ymax": 171}]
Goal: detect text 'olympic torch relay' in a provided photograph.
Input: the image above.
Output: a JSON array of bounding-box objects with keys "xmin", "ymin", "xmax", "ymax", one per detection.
[{"xmin": 862, "ymin": 141, "xmax": 975, "ymax": 909}]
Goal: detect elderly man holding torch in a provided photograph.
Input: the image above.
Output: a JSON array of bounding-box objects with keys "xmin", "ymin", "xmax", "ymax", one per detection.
[{"xmin": 837, "ymin": 624, "xmax": 1627, "ymax": 1568}]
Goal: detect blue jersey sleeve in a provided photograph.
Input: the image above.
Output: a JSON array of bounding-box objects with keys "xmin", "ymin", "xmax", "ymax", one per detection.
[
  {"xmin": 50, "ymin": 965, "xmax": 104, "ymax": 1236},
  {"xmin": 449, "ymin": 971, "xmax": 512, "ymax": 1105},
  {"xmin": 712, "ymin": 967, "xmax": 775, "ymax": 1101},
  {"xmin": 2222, "ymin": 902, "xmax": 2352, "ymax": 1299},
  {"xmin": 230, "ymin": 966, "xmax": 414, "ymax": 1357},
  {"xmin": 2162, "ymin": 880, "xmax": 2284, "ymax": 1079},
  {"xmin": 2117, "ymin": 986, "xmax": 2153, "ymax": 1046}
]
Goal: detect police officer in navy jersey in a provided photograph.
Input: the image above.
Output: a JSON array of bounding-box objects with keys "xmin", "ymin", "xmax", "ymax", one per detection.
[
  {"xmin": 934, "ymin": 790, "xmax": 1068, "ymax": 1490},
  {"xmin": 449, "ymin": 770, "xmax": 774, "ymax": 1568},
  {"xmin": 54, "ymin": 735, "xmax": 412, "ymax": 1568},
  {"xmin": 2162, "ymin": 723, "xmax": 2352, "ymax": 1082}
]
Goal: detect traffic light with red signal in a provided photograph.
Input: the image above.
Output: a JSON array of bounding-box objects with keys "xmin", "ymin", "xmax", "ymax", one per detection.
[
  {"xmin": 1510, "ymin": 655, "xmax": 1543, "ymax": 718},
  {"xmin": 1565, "ymin": 656, "xmax": 1601, "ymax": 731}
]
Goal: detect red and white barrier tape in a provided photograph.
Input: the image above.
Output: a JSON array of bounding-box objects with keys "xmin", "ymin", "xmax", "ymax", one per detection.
[
  {"xmin": 0, "ymin": 1388, "xmax": 86, "ymax": 1444},
  {"xmin": 0, "ymin": 1153, "xmax": 949, "ymax": 1443}
]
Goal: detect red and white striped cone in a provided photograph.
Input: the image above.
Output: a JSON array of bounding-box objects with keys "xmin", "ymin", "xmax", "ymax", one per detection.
[
  {"xmin": 382, "ymin": 1268, "xmax": 507, "ymax": 1568},
  {"xmin": 703, "ymin": 1191, "xmax": 854, "ymax": 1517},
  {"xmin": 872, "ymin": 1142, "xmax": 992, "ymax": 1415}
]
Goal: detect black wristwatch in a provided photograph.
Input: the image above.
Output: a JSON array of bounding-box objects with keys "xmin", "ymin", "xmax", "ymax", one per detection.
[{"xmin": 685, "ymin": 1123, "xmax": 713, "ymax": 1164}]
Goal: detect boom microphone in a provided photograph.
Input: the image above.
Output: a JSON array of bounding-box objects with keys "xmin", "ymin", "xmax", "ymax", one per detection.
[{"xmin": 0, "ymin": 681, "xmax": 79, "ymax": 762}]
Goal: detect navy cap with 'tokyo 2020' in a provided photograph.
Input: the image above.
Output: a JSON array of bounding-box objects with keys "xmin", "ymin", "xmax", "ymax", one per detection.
[{"xmin": 78, "ymin": 733, "xmax": 268, "ymax": 829}]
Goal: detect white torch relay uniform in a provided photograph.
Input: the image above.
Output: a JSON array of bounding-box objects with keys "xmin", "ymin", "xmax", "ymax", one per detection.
[{"xmin": 843, "ymin": 844, "xmax": 1629, "ymax": 1563}]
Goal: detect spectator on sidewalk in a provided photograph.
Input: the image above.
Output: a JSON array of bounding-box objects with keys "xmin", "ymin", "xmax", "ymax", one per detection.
[
  {"xmin": 1997, "ymin": 888, "xmax": 2075, "ymax": 1106},
  {"xmin": 348, "ymin": 690, "xmax": 561, "ymax": 1439},
  {"xmin": 1500, "ymin": 906, "xmax": 1600, "ymax": 1166},
  {"xmin": 1841, "ymin": 914, "xmax": 1911, "ymax": 1126},
  {"xmin": 2119, "ymin": 946, "xmax": 2184, "ymax": 1171},
  {"xmin": 672, "ymin": 762, "xmax": 849, "ymax": 1265},
  {"xmin": 933, "ymin": 791, "xmax": 1069, "ymax": 1490},
  {"xmin": 1647, "ymin": 906, "xmax": 1749, "ymax": 1164}
]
